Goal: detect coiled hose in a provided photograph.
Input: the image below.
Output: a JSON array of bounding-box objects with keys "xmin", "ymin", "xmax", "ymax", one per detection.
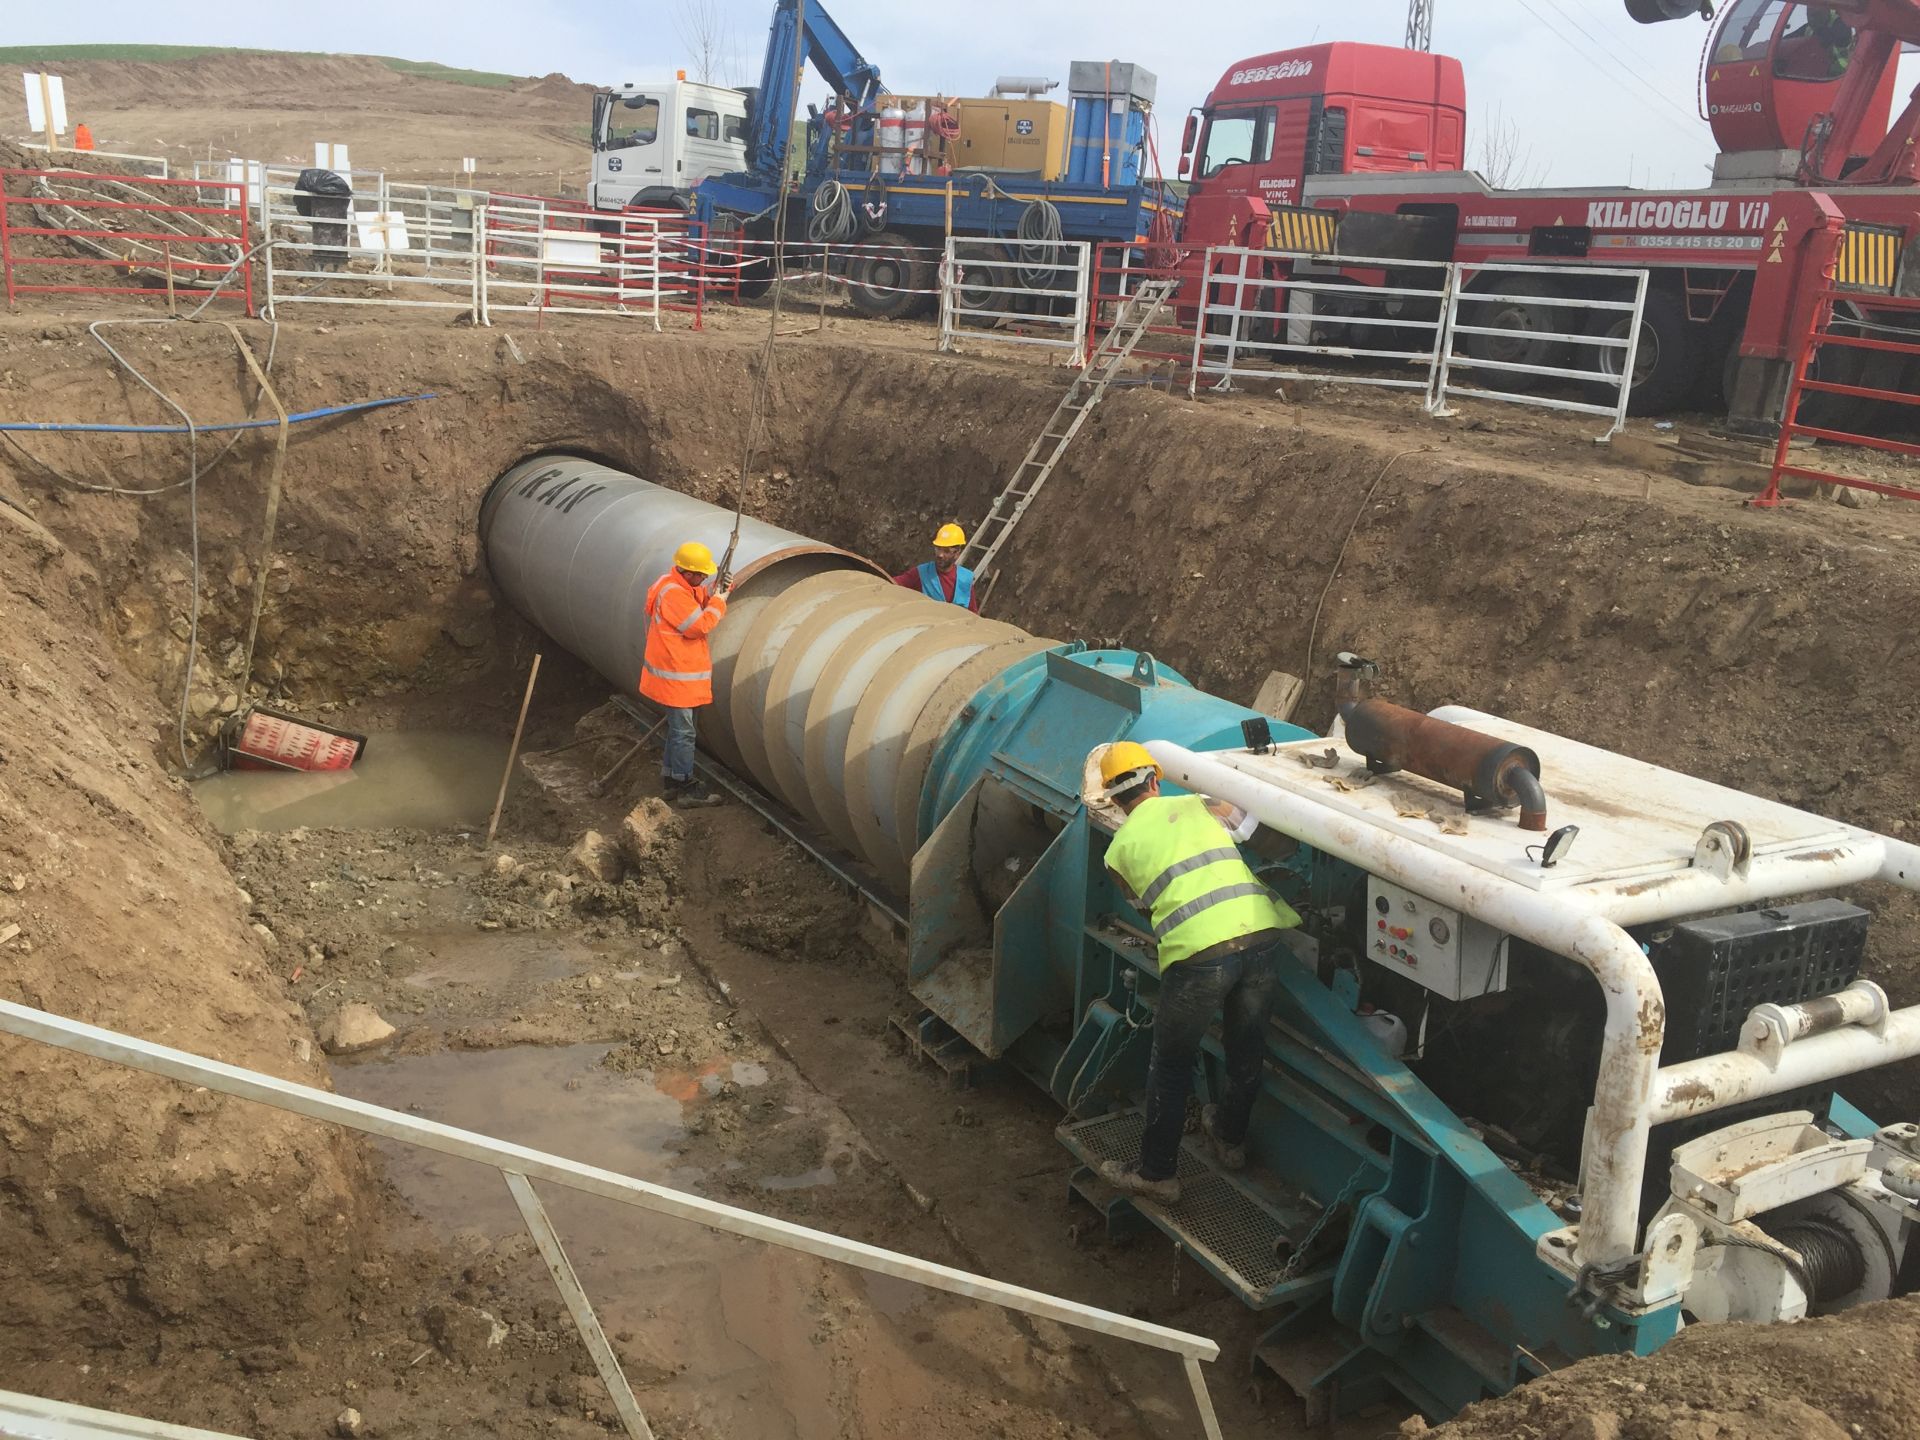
[
  {"xmin": 809, "ymin": 181, "xmax": 859, "ymax": 245},
  {"xmin": 1016, "ymin": 199, "xmax": 1063, "ymax": 288}
]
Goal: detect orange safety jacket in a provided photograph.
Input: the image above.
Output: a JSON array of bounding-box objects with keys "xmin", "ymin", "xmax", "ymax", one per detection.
[{"xmin": 639, "ymin": 569, "xmax": 727, "ymax": 708}]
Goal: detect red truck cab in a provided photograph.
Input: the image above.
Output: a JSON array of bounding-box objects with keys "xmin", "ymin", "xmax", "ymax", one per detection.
[{"xmin": 1179, "ymin": 43, "xmax": 1466, "ymax": 248}]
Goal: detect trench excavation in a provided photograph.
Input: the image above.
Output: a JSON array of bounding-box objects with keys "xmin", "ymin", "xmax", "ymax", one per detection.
[{"xmin": 6, "ymin": 317, "xmax": 1920, "ymax": 1439}]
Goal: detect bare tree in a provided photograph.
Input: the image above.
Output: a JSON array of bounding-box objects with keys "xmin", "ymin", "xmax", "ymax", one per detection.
[
  {"xmin": 1473, "ymin": 105, "xmax": 1549, "ymax": 190},
  {"xmin": 677, "ymin": 0, "xmax": 737, "ymax": 86}
]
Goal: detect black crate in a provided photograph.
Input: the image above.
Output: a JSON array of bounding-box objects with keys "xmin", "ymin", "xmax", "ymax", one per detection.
[{"xmin": 1652, "ymin": 898, "xmax": 1869, "ymax": 1063}]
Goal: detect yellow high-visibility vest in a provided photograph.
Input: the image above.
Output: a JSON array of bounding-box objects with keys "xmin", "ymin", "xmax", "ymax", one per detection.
[{"xmin": 1104, "ymin": 795, "xmax": 1298, "ymax": 971}]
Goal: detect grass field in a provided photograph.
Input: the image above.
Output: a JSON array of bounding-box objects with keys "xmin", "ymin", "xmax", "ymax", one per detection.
[{"xmin": 0, "ymin": 45, "xmax": 521, "ymax": 87}]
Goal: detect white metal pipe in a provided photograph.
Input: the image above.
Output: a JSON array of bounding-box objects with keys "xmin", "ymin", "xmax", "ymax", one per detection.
[
  {"xmin": 0, "ymin": 1388, "xmax": 250, "ymax": 1440},
  {"xmin": 0, "ymin": 998, "xmax": 1220, "ymax": 1364},
  {"xmin": 1147, "ymin": 740, "xmax": 1661, "ymax": 1266},
  {"xmin": 1650, "ymin": 1006, "xmax": 1920, "ymax": 1125}
]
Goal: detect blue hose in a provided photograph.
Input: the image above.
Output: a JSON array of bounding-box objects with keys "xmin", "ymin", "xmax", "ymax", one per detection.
[{"xmin": 0, "ymin": 392, "xmax": 436, "ymax": 434}]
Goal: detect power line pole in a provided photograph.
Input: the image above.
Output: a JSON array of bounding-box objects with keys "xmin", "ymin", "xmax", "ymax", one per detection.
[{"xmin": 1407, "ymin": 0, "xmax": 1435, "ymax": 50}]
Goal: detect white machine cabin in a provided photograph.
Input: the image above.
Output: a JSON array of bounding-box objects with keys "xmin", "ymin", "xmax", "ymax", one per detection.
[{"xmin": 590, "ymin": 79, "xmax": 748, "ymax": 211}]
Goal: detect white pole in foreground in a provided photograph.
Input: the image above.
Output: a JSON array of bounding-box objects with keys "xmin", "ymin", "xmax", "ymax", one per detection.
[{"xmin": 0, "ymin": 998, "xmax": 1223, "ymax": 1368}]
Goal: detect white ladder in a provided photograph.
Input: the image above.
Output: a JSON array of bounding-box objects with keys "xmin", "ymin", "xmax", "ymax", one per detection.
[{"xmin": 961, "ymin": 277, "xmax": 1178, "ymax": 578}]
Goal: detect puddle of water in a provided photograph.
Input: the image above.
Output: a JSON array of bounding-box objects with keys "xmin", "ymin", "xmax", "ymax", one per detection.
[
  {"xmin": 331, "ymin": 1043, "xmax": 871, "ymax": 1438},
  {"xmin": 398, "ymin": 930, "xmax": 593, "ymax": 994},
  {"xmin": 761, "ymin": 1164, "xmax": 838, "ymax": 1192},
  {"xmin": 193, "ymin": 730, "xmax": 512, "ymax": 833}
]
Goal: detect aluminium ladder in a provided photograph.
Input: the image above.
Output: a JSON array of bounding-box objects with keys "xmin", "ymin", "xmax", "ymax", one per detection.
[{"xmin": 960, "ymin": 277, "xmax": 1178, "ymax": 579}]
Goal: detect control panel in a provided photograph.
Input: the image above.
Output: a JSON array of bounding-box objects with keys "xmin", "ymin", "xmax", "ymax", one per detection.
[{"xmin": 1365, "ymin": 878, "xmax": 1508, "ymax": 1001}]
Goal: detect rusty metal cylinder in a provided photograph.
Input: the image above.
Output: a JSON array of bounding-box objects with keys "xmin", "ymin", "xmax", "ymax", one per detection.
[{"xmin": 1343, "ymin": 698, "xmax": 1549, "ymax": 831}]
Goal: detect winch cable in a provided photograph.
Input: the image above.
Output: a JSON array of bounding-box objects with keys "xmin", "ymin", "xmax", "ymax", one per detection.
[
  {"xmin": 720, "ymin": 52, "xmax": 809, "ymax": 583},
  {"xmin": 1300, "ymin": 447, "xmax": 1430, "ymax": 690}
]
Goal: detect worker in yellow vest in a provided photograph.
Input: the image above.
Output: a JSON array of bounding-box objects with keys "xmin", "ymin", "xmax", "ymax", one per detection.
[{"xmin": 1093, "ymin": 740, "xmax": 1299, "ymax": 1204}]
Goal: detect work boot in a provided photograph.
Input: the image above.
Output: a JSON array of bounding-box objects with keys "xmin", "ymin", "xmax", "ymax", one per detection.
[
  {"xmin": 1097, "ymin": 1158, "xmax": 1181, "ymax": 1206},
  {"xmin": 667, "ymin": 778, "xmax": 722, "ymax": 809},
  {"xmin": 1201, "ymin": 1104, "xmax": 1247, "ymax": 1171}
]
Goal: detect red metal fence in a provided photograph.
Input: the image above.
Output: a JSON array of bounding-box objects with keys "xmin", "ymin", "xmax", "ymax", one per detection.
[
  {"xmin": 1758, "ymin": 285, "xmax": 1920, "ymax": 507},
  {"xmin": 0, "ymin": 168, "xmax": 252, "ymax": 313}
]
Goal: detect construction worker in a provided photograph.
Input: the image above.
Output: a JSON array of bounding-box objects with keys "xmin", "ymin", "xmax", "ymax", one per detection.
[
  {"xmin": 640, "ymin": 541, "xmax": 730, "ymax": 807},
  {"xmin": 1779, "ymin": 6, "xmax": 1855, "ymax": 80},
  {"xmin": 73, "ymin": 123, "xmax": 95, "ymax": 152},
  {"xmin": 892, "ymin": 523, "xmax": 980, "ymax": 611},
  {"xmin": 1092, "ymin": 741, "xmax": 1299, "ymax": 1204}
]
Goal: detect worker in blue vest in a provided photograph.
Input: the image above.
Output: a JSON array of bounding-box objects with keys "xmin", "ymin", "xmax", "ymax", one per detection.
[
  {"xmin": 891, "ymin": 523, "xmax": 980, "ymax": 611},
  {"xmin": 1092, "ymin": 740, "xmax": 1299, "ymax": 1205}
]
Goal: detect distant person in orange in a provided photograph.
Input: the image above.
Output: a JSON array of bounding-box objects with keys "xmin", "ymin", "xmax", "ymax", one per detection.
[{"xmin": 73, "ymin": 123, "xmax": 95, "ymax": 152}]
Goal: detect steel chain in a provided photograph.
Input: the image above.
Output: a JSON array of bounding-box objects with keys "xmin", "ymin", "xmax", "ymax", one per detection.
[
  {"xmin": 1277, "ymin": 1159, "xmax": 1377, "ymax": 1284},
  {"xmin": 1066, "ymin": 991, "xmax": 1154, "ymax": 1121}
]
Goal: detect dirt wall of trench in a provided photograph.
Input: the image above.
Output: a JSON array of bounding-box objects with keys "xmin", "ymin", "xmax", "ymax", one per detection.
[{"xmin": 4, "ymin": 309, "xmax": 1920, "ymax": 1404}]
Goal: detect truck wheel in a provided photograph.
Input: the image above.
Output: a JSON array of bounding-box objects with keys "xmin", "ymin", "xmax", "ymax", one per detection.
[
  {"xmin": 847, "ymin": 231, "xmax": 933, "ymax": 320},
  {"xmin": 1460, "ymin": 275, "xmax": 1570, "ymax": 388},
  {"xmin": 1599, "ymin": 288, "xmax": 1701, "ymax": 415},
  {"xmin": 952, "ymin": 242, "xmax": 1013, "ymax": 326}
]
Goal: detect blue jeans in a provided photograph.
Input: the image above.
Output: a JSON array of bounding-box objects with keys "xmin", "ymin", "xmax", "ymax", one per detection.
[
  {"xmin": 661, "ymin": 706, "xmax": 698, "ymax": 783},
  {"xmin": 1139, "ymin": 937, "xmax": 1284, "ymax": 1181}
]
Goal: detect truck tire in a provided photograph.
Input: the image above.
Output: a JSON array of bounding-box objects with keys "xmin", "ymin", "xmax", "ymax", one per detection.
[
  {"xmin": 847, "ymin": 231, "xmax": 934, "ymax": 320},
  {"xmin": 952, "ymin": 245, "xmax": 1013, "ymax": 330},
  {"xmin": 1460, "ymin": 275, "xmax": 1571, "ymax": 388},
  {"xmin": 1599, "ymin": 288, "xmax": 1701, "ymax": 416}
]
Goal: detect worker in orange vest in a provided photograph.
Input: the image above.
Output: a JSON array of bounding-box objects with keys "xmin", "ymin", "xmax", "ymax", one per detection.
[
  {"xmin": 73, "ymin": 123, "xmax": 95, "ymax": 152},
  {"xmin": 641, "ymin": 540, "xmax": 730, "ymax": 807}
]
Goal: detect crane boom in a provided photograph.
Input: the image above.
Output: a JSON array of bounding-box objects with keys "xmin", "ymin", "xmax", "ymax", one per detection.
[{"xmin": 1406, "ymin": 0, "xmax": 1434, "ymax": 50}]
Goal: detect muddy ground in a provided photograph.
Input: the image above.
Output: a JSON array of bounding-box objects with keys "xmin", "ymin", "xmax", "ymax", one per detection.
[{"xmin": 3, "ymin": 295, "xmax": 1920, "ymax": 1440}]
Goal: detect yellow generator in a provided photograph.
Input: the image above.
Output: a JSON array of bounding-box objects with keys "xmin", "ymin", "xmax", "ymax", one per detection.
[
  {"xmin": 876, "ymin": 92, "xmax": 1069, "ymax": 180},
  {"xmin": 946, "ymin": 99, "xmax": 1068, "ymax": 178}
]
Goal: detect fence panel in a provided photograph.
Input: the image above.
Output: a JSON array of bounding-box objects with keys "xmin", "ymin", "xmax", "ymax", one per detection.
[
  {"xmin": 0, "ymin": 168, "xmax": 250, "ymax": 312},
  {"xmin": 481, "ymin": 202, "xmax": 662, "ymax": 325},
  {"xmin": 1188, "ymin": 245, "xmax": 1453, "ymax": 398},
  {"xmin": 259, "ymin": 179, "xmax": 481, "ymax": 319},
  {"xmin": 940, "ymin": 237, "xmax": 1090, "ymax": 362},
  {"xmin": 1090, "ymin": 240, "xmax": 1204, "ymax": 371},
  {"xmin": 1757, "ymin": 284, "xmax": 1920, "ymax": 507},
  {"xmin": 1432, "ymin": 261, "xmax": 1648, "ymax": 441}
]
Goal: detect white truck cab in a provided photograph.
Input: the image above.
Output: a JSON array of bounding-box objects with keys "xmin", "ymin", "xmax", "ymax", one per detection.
[{"xmin": 590, "ymin": 79, "xmax": 749, "ymax": 211}]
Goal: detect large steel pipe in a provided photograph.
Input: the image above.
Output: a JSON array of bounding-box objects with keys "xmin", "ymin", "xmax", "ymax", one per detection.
[{"xmin": 482, "ymin": 456, "xmax": 1051, "ymax": 882}]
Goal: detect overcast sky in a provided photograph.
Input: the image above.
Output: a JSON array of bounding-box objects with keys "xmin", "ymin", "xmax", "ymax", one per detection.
[{"xmin": 14, "ymin": 1, "xmax": 1752, "ymax": 189}]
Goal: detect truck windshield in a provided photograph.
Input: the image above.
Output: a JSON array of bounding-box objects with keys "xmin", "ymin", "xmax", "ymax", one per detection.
[
  {"xmin": 604, "ymin": 96, "xmax": 661, "ymax": 150},
  {"xmin": 1199, "ymin": 107, "xmax": 1275, "ymax": 179}
]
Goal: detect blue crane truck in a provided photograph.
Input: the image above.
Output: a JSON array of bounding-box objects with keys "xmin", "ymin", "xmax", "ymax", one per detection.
[{"xmin": 690, "ymin": 0, "xmax": 1181, "ymax": 319}]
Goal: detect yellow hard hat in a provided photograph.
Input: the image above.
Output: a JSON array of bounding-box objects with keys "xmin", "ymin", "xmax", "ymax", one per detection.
[
  {"xmin": 1098, "ymin": 740, "xmax": 1161, "ymax": 794},
  {"xmin": 932, "ymin": 523, "xmax": 967, "ymax": 548},
  {"xmin": 673, "ymin": 540, "xmax": 717, "ymax": 576}
]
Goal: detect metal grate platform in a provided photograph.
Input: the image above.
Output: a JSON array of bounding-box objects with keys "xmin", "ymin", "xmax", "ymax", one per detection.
[{"xmin": 1060, "ymin": 1110, "xmax": 1324, "ymax": 1308}]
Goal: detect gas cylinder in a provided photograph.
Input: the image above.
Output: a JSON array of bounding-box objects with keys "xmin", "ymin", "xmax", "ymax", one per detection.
[
  {"xmin": 903, "ymin": 101, "xmax": 927, "ymax": 175},
  {"xmin": 878, "ymin": 105, "xmax": 906, "ymax": 173}
]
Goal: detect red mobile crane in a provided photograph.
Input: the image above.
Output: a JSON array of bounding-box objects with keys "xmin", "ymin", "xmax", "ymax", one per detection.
[{"xmin": 1174, "ymin": 1, "xmax": 1920, "ymax": 426}]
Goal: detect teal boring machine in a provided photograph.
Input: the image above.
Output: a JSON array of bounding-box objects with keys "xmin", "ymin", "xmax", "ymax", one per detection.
[{"xmin": 483, "ymin": 456, "xmax": 1920, "ymax": 1421}]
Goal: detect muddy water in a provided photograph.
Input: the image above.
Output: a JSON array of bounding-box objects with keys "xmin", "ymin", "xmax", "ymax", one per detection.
[
  {"xmin": 333, "ymin": 1043, "xmax": 933, "ymax": 1438},
  {"xmin": 193, "ymin": 731, "xmax": 513, "ymax": 833}
]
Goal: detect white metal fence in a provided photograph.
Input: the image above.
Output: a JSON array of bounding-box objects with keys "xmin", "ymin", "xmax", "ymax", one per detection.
[
  {"xmin": 480, "ymin": 201, "xmax": 662, "ymax": 326},
  {"xmin": 1189, "ymin": 246, "xmax": 1651, "ymax": 440},
  {"xmin": 0, "ymin": 997, "xmax": 1228, "ymax": 1440},
  {"xmin": 940, "ymin": 236, "xmax": 1091, "ymax": 362},
  {"xmin": 1190, "ymin": 244, "xmax": 1454, "ymax": 398},
  {"xmin": 259, "ymin": 180, "xmax": 484, "ymax": 319},
  {"xmin": 1433, "ymin": 261, "xmax": 1650, "ymax": 440}
]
